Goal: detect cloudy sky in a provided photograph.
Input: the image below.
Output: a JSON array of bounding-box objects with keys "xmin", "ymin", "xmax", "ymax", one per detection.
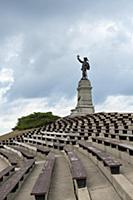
[{"xmin": 1, "ymin": 0, "xmax": 133, "ymax": 135}]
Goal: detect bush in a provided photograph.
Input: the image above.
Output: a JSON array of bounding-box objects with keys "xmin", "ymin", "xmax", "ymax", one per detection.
[{"xmin": 13, "ymin": 112, "xmax": 60, "ymax": 130}]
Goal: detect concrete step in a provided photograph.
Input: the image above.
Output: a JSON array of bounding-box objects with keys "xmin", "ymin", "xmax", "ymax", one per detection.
[
  {"xmin": 14, "ymin": 162, "xmax": 44, "ymax": 200},
  {"xmin": 0, "ymin": 157, "xmax": 9, "ymax": 171},
  {"xmin": 74, "ymin": 147, "xmax": 121, "ymax": 200},
  {"xmin": 48, "ymin": 150, "xmax": 76, "ymax": 200},
  {"xmin": 76, "ymin": 143, "xmax": 133, "ymax": 200}
]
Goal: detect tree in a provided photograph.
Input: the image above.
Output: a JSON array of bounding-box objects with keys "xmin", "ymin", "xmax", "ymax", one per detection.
[{"xmin": 13, "ymin": 112, "xmax": 60, "ymax": 130}]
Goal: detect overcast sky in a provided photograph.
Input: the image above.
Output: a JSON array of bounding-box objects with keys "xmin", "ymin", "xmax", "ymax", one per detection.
[{"xmin": 1, "ymin": 0, "xmax": 133, "ymax": 135}]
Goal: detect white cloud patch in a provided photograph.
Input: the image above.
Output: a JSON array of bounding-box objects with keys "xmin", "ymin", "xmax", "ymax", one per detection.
[
  {"xmin": 0, "ymin": 34, "xmax": 24, "ymax": 101},
  {"xmin": 96, "ymin": 95, "xmax": 133, "ymax": 112},
  {"xmin": 0, "ymin": 96, "xmax": 76, "ymax": 135},
  {"xmin": 0, "ymin": 68, "xmax": 14, "ymax": 83},
  {"xmin": 0, "ymin": 68, "xmax": 14, "ymax": 100}
]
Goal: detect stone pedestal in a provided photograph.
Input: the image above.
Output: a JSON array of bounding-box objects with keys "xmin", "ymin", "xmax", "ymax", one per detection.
[{"xmin": 71, "ymin": 78, "xmax": 94, "ymax": 116}]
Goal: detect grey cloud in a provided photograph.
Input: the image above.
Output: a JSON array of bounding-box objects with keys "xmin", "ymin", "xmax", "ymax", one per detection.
[
  {"xmin": 1, "ymin": 0, "xmax": 133, "ymax": 105},
  {"xmin": 1, "ymin": 0, "xmax": 133, "ymax": 134}
]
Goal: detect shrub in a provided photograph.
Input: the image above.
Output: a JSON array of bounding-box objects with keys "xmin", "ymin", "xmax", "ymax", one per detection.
[{"xmin": 13, "ymin": 112, "xmax": 60, "ymax": 130}]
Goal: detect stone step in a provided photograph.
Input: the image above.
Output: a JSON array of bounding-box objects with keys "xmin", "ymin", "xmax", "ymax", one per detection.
[
  {"xmin": 73, "ymin": 147, "xmax": 121, "ymax": 200},
  {"xmin": 78, "ymin": 141, "xmax": 133, "ymax": 200},
  {"xmin": 14, "ymin": 162, "xmax": 44, "ymax": 200},
  {"xmin": 48, "ymin": 150, "xmax": 76, "ymax": 200}
]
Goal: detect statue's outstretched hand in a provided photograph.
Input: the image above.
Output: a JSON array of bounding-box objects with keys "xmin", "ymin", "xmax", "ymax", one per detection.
[{"xmin": 77, "ymin": 55, "xmax": 80, "ymax": 59}]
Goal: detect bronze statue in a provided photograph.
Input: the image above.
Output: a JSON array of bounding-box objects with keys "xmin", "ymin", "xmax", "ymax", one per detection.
[{"xmin": 77, "ymin": 55, "xmax": 90, "ymax": 79}]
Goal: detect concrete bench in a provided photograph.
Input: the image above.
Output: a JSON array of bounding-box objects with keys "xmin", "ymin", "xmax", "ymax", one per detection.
[
  {"xmin": 0, "ymin": 166, "xmax": 15, "ymax": 182},
  {"xmin": 12, "ymin": 146, "xmax": 35, "ymax": 159},
  {"xmin": 64, "ymin": 146, "xmax": 87, "ymax": 188},
  {"xmin": 36, "ymin": 146, "xmax": 50, "ymax": 155},
  {"xmin": 79, "ymin": 141, "xmax": 122, "ymax": 174},
  {"xmin": 25, "ymin": 143, "xmax": 50, "ymax": 155},
  {"xmin": 0, "ymin": 159, "xmax": 35, "ymax": 200},
  {"xmin": 103, "ymin": 132, "xmax": 133, "ymax": 140},
  {"xmin": 53, "ymin": 142, "xmax": 64, "ymax": 150},
  {"xmin": 31, "ymin": 153, "xmax": 55, "ymax": 200},
  {"xmin": 92, "ymin": 137, "xmax": 133, "ymax": 155},
  {"xmin": 0, "ymin": 149, "xmax": 18, "ymax": 165}
]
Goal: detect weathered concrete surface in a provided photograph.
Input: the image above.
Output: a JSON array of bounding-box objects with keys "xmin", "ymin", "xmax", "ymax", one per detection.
[
  {"xmin": 0, "ymin": 157, "xmax": 9, "ymax": 171},
  {"xmin": 92, "ymin": 139, "xmax": 133, "ymax": 184},
  {"xmin": 112, "ymin": 174, "xmax": 133, "ymax": 200},
  {"xmin": 74, "ymin": 147, "xmax": 121, "ymax": 200},
  {"xmin": 48, "ymin": 150, "xmax": 76, "ymax": 200},
  {"xmin": 14, "ymin": 163, "xmax": 44, "ymax": 200},
  {"xmin": 78, "ymin": 187, "xmax": 91, "ymax": 200}
]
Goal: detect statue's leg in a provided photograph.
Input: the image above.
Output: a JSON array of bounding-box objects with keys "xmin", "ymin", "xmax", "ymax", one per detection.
[
  {"xmin": 85, "ymin": 71, "xmax": 87, "ymax": 78},
  {"xmin": 83, "ymin": 70, "xmax": 86, "ymax": 78}
]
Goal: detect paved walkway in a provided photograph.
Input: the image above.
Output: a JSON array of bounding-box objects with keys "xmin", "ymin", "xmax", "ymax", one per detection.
[
  {"xmin": 48, "ymin": 151, "xmax": 76, "ymax": 200},
  {"xmin": 74, "ymin": 147, "xmax": 121, "ymax": 200}
]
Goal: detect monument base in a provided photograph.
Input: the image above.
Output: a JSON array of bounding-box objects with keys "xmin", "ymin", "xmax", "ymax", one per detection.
[
  {"xmin": 71, "ymin": 78, "xmax": 94, "ymax": 116},
  {"xmin": 71, "ymin": 106, "xmax": 94, "ymax": 116}
]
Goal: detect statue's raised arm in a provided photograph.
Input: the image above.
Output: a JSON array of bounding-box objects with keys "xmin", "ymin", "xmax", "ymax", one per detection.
[
  {"xmin": 77, "ymin": 55, "xmax": 90, "ymax": 80},
  {"xmin": 77, "ymin": 55, "xmax": 83, "ymax": 63}
]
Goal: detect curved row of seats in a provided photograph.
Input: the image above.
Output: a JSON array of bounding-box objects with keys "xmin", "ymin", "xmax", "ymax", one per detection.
[
  {"xmin": 0, "ymin": 148, "xmax": 19, "ymax": 165},
  {"xmin": 0, "ymin": 147, "xmax": 88, "ymax": 200},
  {"xmin": 1, "ymin": 112, "xmax": 133, "ymax": 153},
  {"xmin": 79, "ymin": 140, "xmax": 122, "ymax": 174},
  {"xmin": 0, "ymin": 112, "xmax": 133, "ymax": 200},
  {"xmin": 0, "ymin": 141, "xmax": 133, "ymax": 200},
  {"xmin": 0, "ymin": 159, "xmax": 35, "ymax": 200}
]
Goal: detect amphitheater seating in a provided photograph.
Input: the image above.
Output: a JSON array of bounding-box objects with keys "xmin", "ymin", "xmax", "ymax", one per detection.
[
  {"xmin": 11, "ymin": 146, "xmax": 35, "ymax": 159},
  {"xmin": 53, "ymin": 142, "xmax": 65, "ymax": 150},
  {"xmin": 0, "ymin": 159, "xmax": 35, "ymax": 200},
  {"xmin": 92, "ymin": 137, "xmax": 133, "ymax": 155},
  {"xmin": 31, "ymin": 152, "xmax": 55, "ymax": 200},
  {"xmin": 34, "ymin": 145, "xmax": 50, "ymax": 155},
  {"xmin": 79, "ymin": 141, "xmax": 122, "ymax": 174},
  {"xmin": 64, "ymin": 145, "xmax": 87, "ymax": 188},
  {"xmin": 15, "ymin": 142, "xmax": 50, "ymax": 155},
  {"xmin": 0, "ymin": 166, "xmax": 15, "ymax": 182},
  {"xmin": 0, "ymin": 148, "xmax": 18, "ymax": 165},
  {"xmin": 1, "ymin": 112, "xmax": 133, "ymax": 199},
  {"xmin": 1, "ymin": 112, "xmax": 133, "ymax": 150},
  {"xmin": 2, "ymin": 112, "xmax": 131, "ymax": 151},
  {"xmin": 103, "ymin": 132, "xmax": 133, "ymax": 141}
]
